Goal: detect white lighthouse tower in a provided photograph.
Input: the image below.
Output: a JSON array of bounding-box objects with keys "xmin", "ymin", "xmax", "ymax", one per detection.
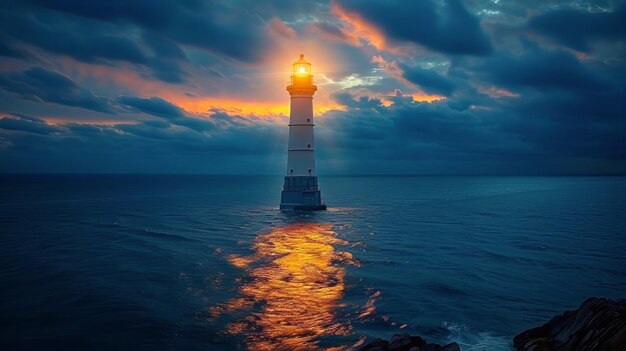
[{"xmin": 280, "ymin": 54, "xmax": 326, "ymax": 211}]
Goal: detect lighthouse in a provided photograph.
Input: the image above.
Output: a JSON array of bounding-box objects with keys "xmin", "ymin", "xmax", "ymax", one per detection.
[{"xmin": 279, "ymin": 54, "xmax": 327, "ymax": 211}]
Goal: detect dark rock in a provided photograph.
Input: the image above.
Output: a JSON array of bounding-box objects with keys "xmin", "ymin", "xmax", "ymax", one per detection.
[
  {"xmin": 410, "ymin": 336, "xmax": 427, "ymax": 347},
  {"xmin": 358, "ymin": 334, "xmax": 460, "ymax": 351},
  {"xmin": 513, "ymin": 297, "xmax": 626, "ymax": 351},
  {"xmin": 360, "ymin": 338, "xmax": 389, "ymax": 351},
  {"xmin": 389, "ymin": 333, "xmax": 415, "ymax": 351},
  {"xmin": 442, "ymin": 342, "xmax": 461, "ymax": 351}
]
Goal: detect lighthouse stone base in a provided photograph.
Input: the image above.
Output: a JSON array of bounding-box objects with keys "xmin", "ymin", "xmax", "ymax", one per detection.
[{"xmin": 279, "ymin": 176, "xmax": 327, "ymax": 211}]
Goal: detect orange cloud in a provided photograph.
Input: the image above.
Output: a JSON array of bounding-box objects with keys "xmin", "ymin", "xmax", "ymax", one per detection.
[
  {"xmin": 268, "ymin": 18, "xmax": 297, "ymax": 39},
  {"xmin": 379, "ymin": 89, "xmax": 445, "ymax": 106},
  {"xmin": 306, "ymin": 22, "xmax": 361, "ymax": 46},
  {"xmin": 55, "ymin": 56, "xmax": 179, "ymax": 100},
  {"xmin": 478, "ymin": 86, "xmax": 519, "ymax": 99},
  {"xmin": 371, "ymin": 55, "xmax": 405, "ymax": 82},
  {"xmin": 330, "ymin": 2, "xmax": 417, "ymax": 57},
  {"xmin": 331, "ymin": 2, "xmax": 386, "ymax": 50},
  {"xmin": 371, "ymin": 56, "xmax": 446, "ymax": 104},
  {"xmin": 174, "ymin": 96, "xmax": 344, "ymax": 120},
  {"xmin": 410, "ymin": 92, "xmax": 446, "ymax": 103},
  {"xmin": 50, "ymin": 41, "xmax": 347, "ymax": 122}
]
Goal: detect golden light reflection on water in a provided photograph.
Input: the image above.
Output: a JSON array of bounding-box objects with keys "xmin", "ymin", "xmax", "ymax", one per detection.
[{"xmin": 210, "ymin": 223, "xmax": 360, "ymax": 350}]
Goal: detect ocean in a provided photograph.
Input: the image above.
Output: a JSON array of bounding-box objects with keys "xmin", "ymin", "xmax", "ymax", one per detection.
[{"xmin": 1, "ymin": 175, "xmax": 625, "ymax": 350}]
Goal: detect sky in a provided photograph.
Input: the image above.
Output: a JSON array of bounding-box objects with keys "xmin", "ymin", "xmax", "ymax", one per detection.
[{"xmin": 0, "ymin": 0, "xmax": 624, "ymax": 174}]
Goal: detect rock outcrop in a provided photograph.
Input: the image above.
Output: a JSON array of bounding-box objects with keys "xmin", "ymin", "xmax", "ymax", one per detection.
[
  {"xmin": 514, "ymin": 297, "xmax": 626, "ymax": 351},
  {"xmin": 358, "ymin": 333, "xmax": 461, "ymax": 351}
]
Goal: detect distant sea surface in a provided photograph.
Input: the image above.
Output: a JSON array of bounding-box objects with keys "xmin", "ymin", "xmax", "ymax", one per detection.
[{"xmin": 1, "ymin": 175, "xmax": 625, "ymax": 350}]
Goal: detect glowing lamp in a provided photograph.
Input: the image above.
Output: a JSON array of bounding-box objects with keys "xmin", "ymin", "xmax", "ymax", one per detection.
[{"xmin": 293, "ymin": 54, "xmax": 311, "ymax": 75}]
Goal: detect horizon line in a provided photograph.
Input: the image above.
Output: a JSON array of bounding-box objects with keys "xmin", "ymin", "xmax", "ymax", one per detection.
[{"xmin": 1, "ymin": 172, "xmax": 625, "ymax": 177}]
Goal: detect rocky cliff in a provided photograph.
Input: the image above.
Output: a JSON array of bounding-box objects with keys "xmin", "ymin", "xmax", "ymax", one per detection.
[{"xmin": 514, "ymin": 297, "xmax": 626, "ymax": 351}]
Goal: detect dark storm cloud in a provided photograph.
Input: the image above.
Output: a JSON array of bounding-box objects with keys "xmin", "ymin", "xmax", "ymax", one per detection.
[
  {"xmin": 145, "ymin": 58, "xmax": 188, "ymax": 84},
  {"xmin": 400, "ymin": 64, "xmax": 457, "ymax": 95},
  {"xmin": 22, "ymin": 0, "xmax": 272, "ymax": 63},
  {"xmin": 0, "ymin": 0, "xmax": 269, "ymax": 85},
  {"xmin": 141, "ymin": 33, "xmax": 189, "ymax": 83},
  {"xmin": 331, "ymin": 92, "xmax": 386, "ymax": 111},
  {"xmin": 336, "ymin": 0, "xmax": 492, "ymax": 55},
  {"xmin": 0, "ymin": 9, "xmax": 147, "ymax": 64},
  {"xmin": 0, "ymin": 110, "xmax": 286, "ymax": 173},
  {"xmin": 240, "ymin": 0, "xmax": 327, "ymax": 21},
  {"xmin": 493, "ymin": 90, "xmax": 625, "ymax": 161},
  {"xmin": 318, "ymin": 85, "xmax": 625, "ymax": 173},
  {"xmin": 24, "ymin": 0, "xmax": 181, "ymax": 27},
  {"xmin": 481, "ymin": 41, "xmax": 609, "ymax": 91},
  {"xmin": 0, "ymin": 6, "xmax": 187, "ymax": 84},
  {"xmin": 528, "ymin": 5, "xmax": 626, "ymax": 51},
  {"xmin": 117, "ymin": 96, "xmax": 214, "ymax": 132},
  {"xmin": 0, "ymin": 12, "xmax": 186, "ymax": 83},
  {"xmin": 117, "ymin": 96, "xmax": 185, "ymax": 118},
  {"xmin": 0, "ymin": 37, "xmax": 24, "ymax": 58},
  {"xmin": 115, "ymin": 122, "xmax": 182, "ymax": 141},
  {"xmin": 0, "ymin": 67, "xmax": 114, "ymax": 113},
  {"xmin": 0, "ymin": 113, "xmax": 62, "ymax": 135},
  {"xmin": 321, "ymin": 94, "xmax": 503, "ymax": 160},
  {"xmin": 142, "ymin": 32, "xmax": 187, "ymax": 61}
]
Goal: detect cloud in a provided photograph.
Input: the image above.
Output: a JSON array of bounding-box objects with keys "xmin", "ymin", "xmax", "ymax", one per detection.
[
  {"xmin": 269, "ymin": 19, "xmax": 297, "ymax": 39},
  {"xmin": 0, "ymin": 38, "xmax": 24, "ymax": 58},
  {"xmin": 145, "ymin": 58, "xmax": 188, "ymax": 84},
  {"xmin": 0, "ymin": 110, "xmax": 287, "ymax": 173},
  {"xmin": 117, "ymin": 96, "xmax": 214, "ymax": 132},
  {"xmin": 318, "ymin": 86, "xmax": 625, "ymax": 174},
  {"xmin": 0, "ymin": 66, "xmax": 114, "ymax": 113},
  {"xmin": 0, "ymin": 7, "xmax": 190, "ymax": 84},
  {"xmin": 306, "ymin": 22, "xmax": 359, "ymax": 45},
  {"xmin": 479, "ymin": 40, "xmax": 608, "ymax": 91},
  {"xmin": 322, "ymin": 94, "xmax": 503, "ymax": 158},
  {"xmin": 22, "ymin": 0, "xmax": 273, "ymax": 63},
  {"xmin": 24, "ymin": 0, "xmax": 181, "ymax": 27},
  {"xmin": 1, "ymin": 1, "xmax": 270, "ymax": 85},
  {"xmin": 0, "ymin": 0, "xmax": 624, "ymax": 175},
  {"xmin": 0, "ymin": 9, "xmax": 147, "ymax": 64},
  {"xmin": 0, "ymin": 114, "xmax": 62, "ymax": 135},
  {"xmin": 335, "ymin": 0, "xmax": 492, "ymax": 55},
  {"xmin": 528, "ymin": 5, "xmax": 626, "ymax": 51},
  {"xmin": 400, "ymin": 64, "xmax": 457, "ymax": 95},
  {"xmin": 142, "ymin": 32, "xmax": 187, "ymax": 60},
  {"xmin": 117, "ymin": 96, "xmax": 184, "ymax": 118},
  {"xmin": 141, "ymin": 33, "xmax": 189, "ymax": 83}
]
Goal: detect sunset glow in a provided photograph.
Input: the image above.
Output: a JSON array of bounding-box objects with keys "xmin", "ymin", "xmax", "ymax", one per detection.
[
  {"xmin": 0, "ymin": 0, "xmax": 623, "ymax": 175},
  {"xmin": 173, "ymin": 97, "xmax": 344, "ymax": 118}
]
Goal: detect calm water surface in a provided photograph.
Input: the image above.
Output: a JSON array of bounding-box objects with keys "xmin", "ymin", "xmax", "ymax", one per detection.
[{"xmin": 1, "ymin": 175, "xmax": 625, "ymax": 350}]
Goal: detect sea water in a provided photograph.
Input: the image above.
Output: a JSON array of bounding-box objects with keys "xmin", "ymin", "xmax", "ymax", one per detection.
[{"xmin": 1, "ymin": 175, "xmax": 624, "ymax": 350}]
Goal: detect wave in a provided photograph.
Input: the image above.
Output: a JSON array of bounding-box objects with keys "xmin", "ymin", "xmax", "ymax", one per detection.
[{"xmin": 442, "ymin": 322, "xmax": 513, "ymax": 351}]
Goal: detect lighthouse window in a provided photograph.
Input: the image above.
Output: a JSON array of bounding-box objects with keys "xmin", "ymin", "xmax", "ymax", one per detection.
[
  {"xmin": 307, "ymin": 144, "xmax": 311, "ymax": 148},
  {"xmin": 290, "ymin": 169, "xmax": 293, "ymax": 173},
  {"xmin": 308, "ymin": 168, "xmax": 312, "ymax": 174},
  {"xmin": 307, "ymin": 118, "xmax": 310, "ymax": 122}
]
